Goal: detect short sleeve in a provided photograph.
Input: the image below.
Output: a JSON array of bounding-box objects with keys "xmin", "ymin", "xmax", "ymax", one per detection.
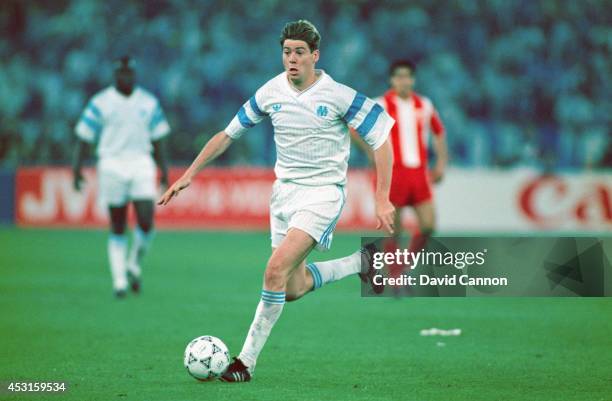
[
  {"xmin": 430, "ymin": 107, "xmax": 445, "ymax": 136},
  {"xmin": 75, "ymin": 99, "xmax": 103, "ymax": 143},
  {"xmin": 149, "ymin": 100, "xmax": 171, "ymax": 140},
  {"xmin": 224, "ymin": 89, "xmax": 268, "ymax": 140},
  {"xmin": 338, "ymin": 86, "xmax": 394, "ymax": 150}
]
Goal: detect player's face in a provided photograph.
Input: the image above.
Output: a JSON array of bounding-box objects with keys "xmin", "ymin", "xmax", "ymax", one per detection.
[
  {"xmin": 282, "ymin": 39, "xmax": 319, "ymax": 83},
  {"xmin": 114, "ymin": 68, "xmax": 135, "ymax": 95},
  {"xmin": 390, "ymin": 66, "xmax": 415, "ymax": 98}
]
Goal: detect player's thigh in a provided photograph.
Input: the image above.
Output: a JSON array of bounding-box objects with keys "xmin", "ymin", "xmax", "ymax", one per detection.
[
  {"xmin": 265, "ymin": 228, "xmax": 316, "ymax": 287},
  {"xmin": 132, "ymin": 199, "xmax": 154, "ymax": 231},
  {"xmin": 128, "ymin": 159, "xmax": 157, "ymax": 204},
  {"xmin": 98, "ymin": 160, "xmax": 130, "ymax": 207},
  {"xmin": 413, "ymin": 200, "xmax": 435, "ymax": 232},
  {"xmin": 268, "ymin": 228, "xmax": 316, "ymax": 271},
  {"xmin": 289, "ymin": 184, "xmax": 345, "ymax": 251},
  {"xmin": 389, "ymin": 170, "xmax": 412, "ymax": 207},
  {"xmin": 270, "ymin": 211, "xmax": 289, "ymax": 250},
  {"xmin": 269, "ymin": 180, "xmax": 290, "ymax": 249}
]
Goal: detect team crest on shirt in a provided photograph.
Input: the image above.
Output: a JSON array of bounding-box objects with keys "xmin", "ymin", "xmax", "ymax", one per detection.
[
  {"xmin": 272, "ymin": 103, "xmax": 282, "ymax": 112},
  {"xmin": 316, "ymin": 105, "xmax": 328, "ymax": 117}
]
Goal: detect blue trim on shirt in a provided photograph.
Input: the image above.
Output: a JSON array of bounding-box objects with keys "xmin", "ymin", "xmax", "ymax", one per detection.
[
  {"xmin": 87, "ymin": 103, "xmax": 102, "ymax": 119},
  {"xmin": 342, "ymin": 92, "xmax": 366, "ymax": 123},
  {"xmin": 81, "ymin": 115, "xmax": 102, "ymax": 134},
  {"xmin": 356, "ymin": 103, "xmax": 383, "ymax": 137},
  {"xmin": 149, "ymin": 106, "xmax": 165, "ymax": 130},
  {"xmin": 237, "ymin": 106, "xmax": 255, "ymax": 128},
  {"xmin": 249, "ymin": 96, "xmax": 266, "ymax": 117}
]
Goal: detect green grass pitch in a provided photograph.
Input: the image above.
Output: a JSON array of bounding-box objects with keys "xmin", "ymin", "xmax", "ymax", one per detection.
[{"xmin": 1, "ymin": 227, "xmax": 611, "ymax": 401}]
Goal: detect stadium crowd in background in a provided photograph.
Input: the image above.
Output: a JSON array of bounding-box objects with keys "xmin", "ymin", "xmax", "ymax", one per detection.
[{"xmin": 0, "ymin": 0, "xmax": 609, "ymax": 170}]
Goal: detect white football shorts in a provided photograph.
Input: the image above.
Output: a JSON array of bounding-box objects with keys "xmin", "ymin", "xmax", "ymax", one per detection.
[
  {"xmin": 270, "ymin": 180, "xmax": 346, "ymax": 251},
  {"xmin": 97, "ymin": 155, "xmax": 157, "ymax": 207}
]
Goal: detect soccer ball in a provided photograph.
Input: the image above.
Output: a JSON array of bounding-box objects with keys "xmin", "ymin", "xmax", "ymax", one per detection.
[{"xmin": 183, "ymin": 336, "xmax": 230, "ymax": 381}]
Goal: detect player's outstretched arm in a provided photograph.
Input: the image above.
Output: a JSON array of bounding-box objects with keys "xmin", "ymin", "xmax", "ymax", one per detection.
[
  {"xmin": 372, "ymin": 138, "xmax": 396, "ymax": 234},
  {"xmin": 158, "ymin": 130, "xmax": 233, "ymax": 206}
]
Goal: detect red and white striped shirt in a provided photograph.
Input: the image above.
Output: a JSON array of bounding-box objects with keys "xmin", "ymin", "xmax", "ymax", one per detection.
[{"xmin": 375, "ymin": 90, "xmax": 445, "ymax": 169}]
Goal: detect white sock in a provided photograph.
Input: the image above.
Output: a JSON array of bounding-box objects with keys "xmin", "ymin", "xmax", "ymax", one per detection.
[
  {"xmin": 306, "ymin": 251, "xmax": 361, "ymax": 290},
  {"xmin": 108, "ymin": 234, "xmax": 128, "ymax": 291},
  {"xmin": 127, "ymin": 227, "xmax": 154, "ymax": 277},
  {"xmin": 238, "ymin": 290, "xmax": 285, "ymax": 371}
]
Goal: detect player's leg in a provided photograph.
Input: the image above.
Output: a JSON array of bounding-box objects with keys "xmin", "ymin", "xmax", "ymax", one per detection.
[
  {"xmin": 386, "ymin": 169, "xmax": 410, "ymax": 281},
  {"xmin": 127, "ymin": 199, "xmax": 155, "ymax": 292},
  {"xmin": 283, "ymin": 243, "xmax": 383, "ymax": 300},
  {"xmin": 283, "ymin": 228, "xmax": 384, "ymax": 298},
  {"xmin": 407, "ymin": 171, "xmax": 436, "ymax": 254},
  {"xmin": 392, "ymin": 205, "xmax": 404, "ymax": 243},
  {"xmin": 126, "ymin": 158, "xmax": 158, "ymax": 292},
  {"xmin": 284, "ymin": 259, "xmax": 313, "ymax": 301},
  {"xmin": 99, "ymin": 159, "xmax": 130, "ymax": 297},
  {"xmin": 296, "ymin": 248, "xmax": 372, "ymax": 296},
  {"xmin": 387, "ymin": 168, "xmax": 411, "ymax": 253},
  {"xmin": 387, "ymin": 205, "xmax": 406, "ymax": 280},
  {"xmin": 411, "ymin": 200, "xmax": 435, "ymax": 251},
  {"xmin": 108, "ymin": 204, "xmax": 129, "ymax": 297},
  {"xmin": 282, "ymin": 184, "xmax": 382, "ymax": 298},
  {"xmin": 224, "ymin": 228, "xmax": 315, "ymax": 381}
]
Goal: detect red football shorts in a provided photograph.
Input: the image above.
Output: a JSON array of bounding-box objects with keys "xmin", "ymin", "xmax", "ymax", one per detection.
[{"xmin": 389, "ymin": 167, "xmax": 433, "ymax": 207}]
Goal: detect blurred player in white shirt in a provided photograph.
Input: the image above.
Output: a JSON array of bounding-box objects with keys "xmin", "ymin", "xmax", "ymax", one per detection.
[
  {"xmin": 158, "ymin": 20, "xmax": 395, "ymax": 381},
  {"xmin": 73, "ymin": 56, "xmax": 170, "ymax": 298}
]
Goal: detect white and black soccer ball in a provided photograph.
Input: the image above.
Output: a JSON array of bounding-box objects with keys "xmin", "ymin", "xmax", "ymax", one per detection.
[{"xmin": 183, "ymin": 335, "xmax": 230, "ymax": 381}]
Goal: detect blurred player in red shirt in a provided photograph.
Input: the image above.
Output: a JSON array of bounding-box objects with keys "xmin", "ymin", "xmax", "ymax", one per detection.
[{"xmin": 353, "ymin": 59, "xmax": 448, "ymax": 279}]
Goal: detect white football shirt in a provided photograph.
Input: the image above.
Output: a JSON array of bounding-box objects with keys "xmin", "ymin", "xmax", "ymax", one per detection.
[
  {"xmin": 225, "ymin": 70, "xmax": 394, "ymax": 186},
  {"xmin": 75, "ymin": 86, "xmax": 170, "ymax": 160}
]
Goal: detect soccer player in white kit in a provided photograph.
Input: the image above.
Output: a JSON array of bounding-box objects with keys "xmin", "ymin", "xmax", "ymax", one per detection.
[
  {"xmin": 73, "ymin": 56, "xmax": 170, "ymax": 298},
  {"xmin": 159, "ymin": 20, "xmax": 395, "ymax": 381}
]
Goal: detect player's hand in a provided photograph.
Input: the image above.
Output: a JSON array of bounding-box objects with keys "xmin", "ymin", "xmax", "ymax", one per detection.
[
  {"xmin": 375, "ymin": 197, "xmax": 396, "ymax": 235},
  {"xmin": 73, "ymin": 171, "xmax": 84, "ymax": 191},
  {"xmin": 158, "ymin": 175, "xmax": 191, "ymax": 206},
  {"xmin": 431, "ymin": 166, "xmax": 445, "ymax": 184}
]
